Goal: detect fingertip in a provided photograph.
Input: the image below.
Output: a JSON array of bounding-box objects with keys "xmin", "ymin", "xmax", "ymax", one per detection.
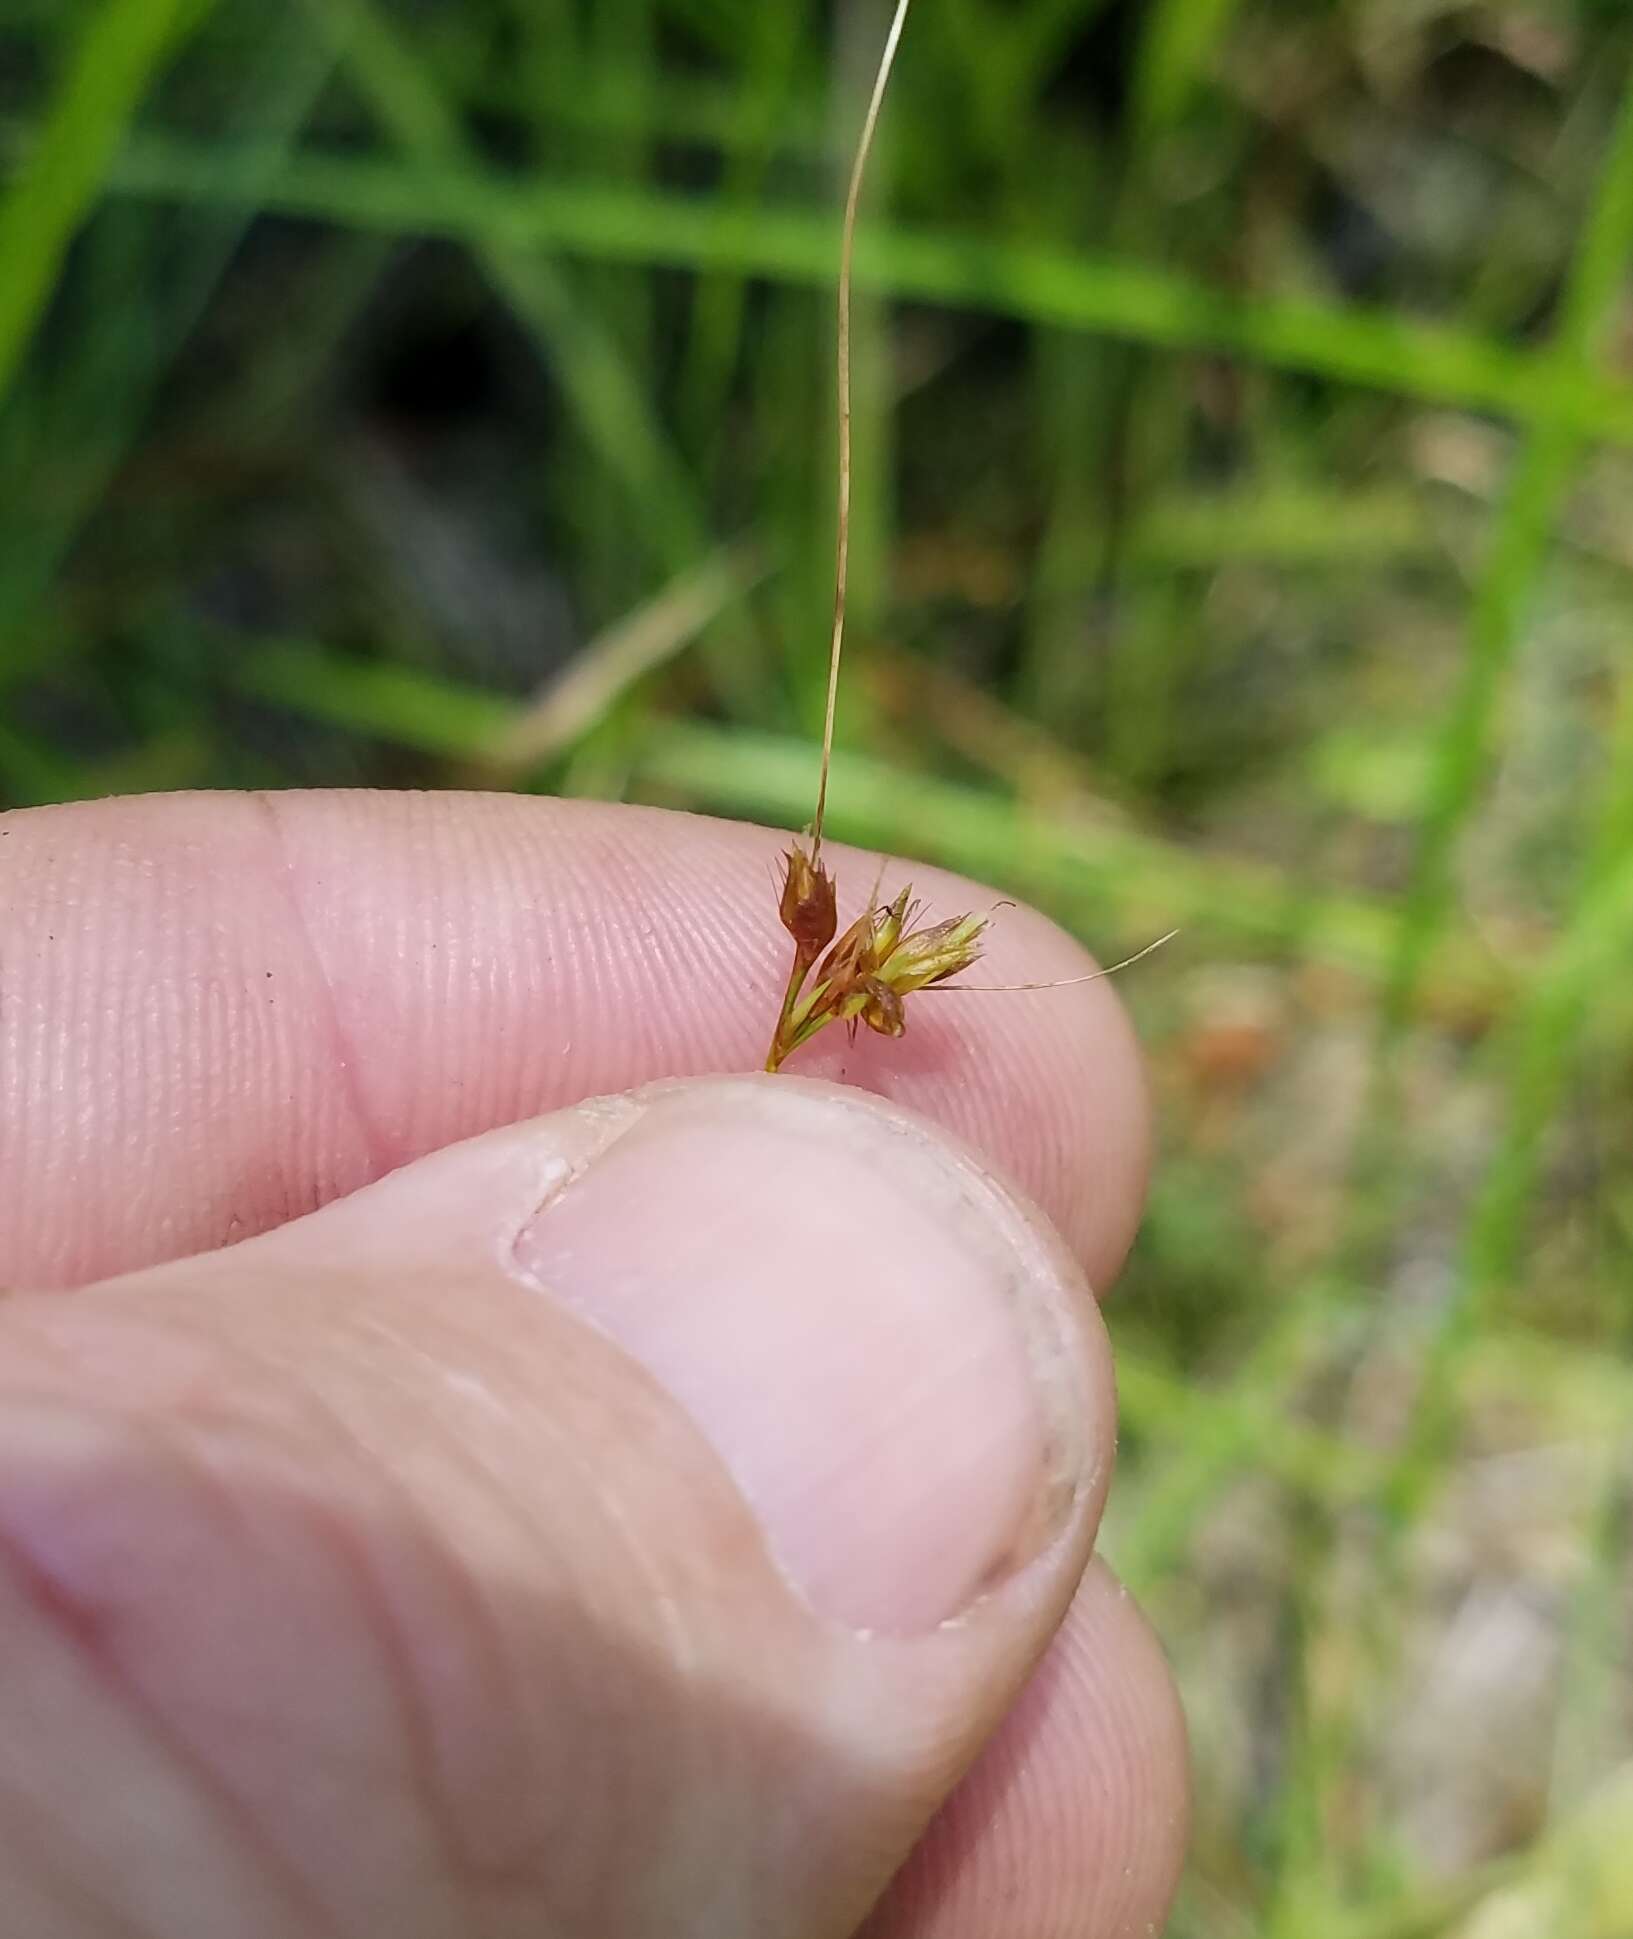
[
  {"xmin": 862, "ymin": 1559, "xmax": 1189, "ymax": 1939},
  {"xmin": 0, "ymin": 791, "xmax": 1151, "ymax": 1294}
]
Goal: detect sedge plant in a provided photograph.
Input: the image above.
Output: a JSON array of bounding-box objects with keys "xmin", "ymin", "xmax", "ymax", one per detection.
[{"xmin": 763, "ymin": 0, "xmax": 1170, "ymax": 1074}]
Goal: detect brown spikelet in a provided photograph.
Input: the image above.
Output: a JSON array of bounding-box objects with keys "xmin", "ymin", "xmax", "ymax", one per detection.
[
  {"xmin": 764, "ymin": 868, "xmax": 986, "ymax": 1072},
  {"xmin": 777, "ymin": 842, "xmax": 838, "ymax": 971}
]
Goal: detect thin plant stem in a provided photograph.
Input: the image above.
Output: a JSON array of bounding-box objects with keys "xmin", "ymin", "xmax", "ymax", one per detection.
[{"xmin": 811, "ymin": 0, "xmax": 913, "ymax": 866}]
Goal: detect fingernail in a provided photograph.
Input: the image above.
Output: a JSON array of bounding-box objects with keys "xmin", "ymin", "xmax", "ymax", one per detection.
[{"xmin": 514, "ymin": 1077, "xmax": 1095, "ymax": 1633}]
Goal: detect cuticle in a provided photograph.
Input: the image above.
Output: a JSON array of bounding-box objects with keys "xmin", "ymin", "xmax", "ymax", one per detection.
[{"xmin": 504, "ymin": 1092, "xmax": 651, "ymax": 1283}]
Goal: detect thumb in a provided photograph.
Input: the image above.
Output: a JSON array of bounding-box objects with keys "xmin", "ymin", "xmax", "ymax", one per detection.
[{"xmin": 0, "ymin": 1075, "xmax": 1115, "ymax": 1939}]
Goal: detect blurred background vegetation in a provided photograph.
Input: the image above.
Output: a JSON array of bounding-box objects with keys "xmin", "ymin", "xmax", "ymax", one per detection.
[{"xmin": 4, "ymin": 0, "xmax": 1633, "ymax": 1930}]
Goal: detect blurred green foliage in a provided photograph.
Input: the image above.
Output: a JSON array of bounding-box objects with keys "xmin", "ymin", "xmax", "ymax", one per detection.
[{"xmin": 4, "ymin": 1, "xmax": 1633, "ymax": 1931}]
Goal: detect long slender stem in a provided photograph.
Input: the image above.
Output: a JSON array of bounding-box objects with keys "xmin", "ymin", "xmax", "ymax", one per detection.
[{"xmin": 810, "ymin": 0, "xmax": 913, "ymax": 865}]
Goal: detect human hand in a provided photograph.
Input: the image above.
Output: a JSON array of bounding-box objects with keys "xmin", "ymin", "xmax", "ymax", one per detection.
[{"xmin": 0, "ymin": 790, "xmax": 1186, "ymax": 1938}]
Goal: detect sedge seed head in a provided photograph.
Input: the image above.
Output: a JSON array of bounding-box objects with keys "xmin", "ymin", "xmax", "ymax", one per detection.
[
  {"xmin": 875, "ymin": 910, "xmax": 988, "ymax": 996},
  {"xmin": 765, "ymin": 876, "xmax": 987, "ymax": 1070},
  {"xmin": 870, "ymin": 887, "xmax": 913, "ymax": 962},
  {"xmin": 857, "ymin": 975, "xmax": 906, "ymax": 1038},
  {"xmin": 778, "ymin": 842, "xmax": 838, "ymax": 966},
  {"xmin": 814, "ymin": 903, "xmax": 882, "ymax": 988}
]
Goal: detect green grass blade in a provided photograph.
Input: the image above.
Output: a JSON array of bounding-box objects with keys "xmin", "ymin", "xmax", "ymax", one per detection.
[
  {"xmin": 86, "ymin": 132, "xmax": 1633, "ymax": 443},
  {"xmin": 0, "ymin": 0, "xmax": 215, "ymax": 409},
  {"xmin": 303, "ymin": 0, "xmax": 712, "ymax": 592},
  {"xmin": 1386, "ymin": 69, "xmax": 1633, "ymax": 1023},
  {"xmin": 0, "ymin": 16, "xmax": 336, "ymax": 681},
  {"xmin": 1132, "ymin": 0, "xmax": 1239, "ymax": 138},
  {"xmin": 231, "ymin": 639, "xmax": 518, "ymax": 758}
]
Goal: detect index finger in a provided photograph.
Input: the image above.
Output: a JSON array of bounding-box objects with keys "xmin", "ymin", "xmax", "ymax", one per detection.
[{"xmin": 0, "ymin": 790, "xmax": 1148, "ymax": 1291}]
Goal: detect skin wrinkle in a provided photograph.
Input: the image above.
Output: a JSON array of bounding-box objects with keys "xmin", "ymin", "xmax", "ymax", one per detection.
[
  {"xmin": 308, "ymin": 1357, "xmax": 594, "ymax": 1889},
  {"xmin": 158, "ymin": 1420, "xmax": 435, "ymax": 1815},
  {"xmin": 573, "ymin": 837, "xmax": 700, "ymax": 1078},
  {"xmin": 8, "ymin": 1301, "xmax": 551, "ymax": 1928},
  {"xmin": 69, "ymin": 1288, "xmax": 324, "ymax": 1432},
  {"xmin": 3, "ymin": 829, "xmax": 71, "ymax": 1282},
  {"xmin": 0, "ymin": 1773, "xmax": 160, "ymax": 1939},
  {"xmin": 135, "ymin": 1277, "xmax": 686, "ymax": 1899},
  {"xmin": 249, "ymin": 792, "xmax": 399, "ymax": 1183},
  {"xmin": 173, "ymin": 820, "xmax": 292, "ymax": 1259},
  {"xmin": 4, "ymin": 801, "xmax": 354, "ymax": 1278},
  {"xmin": 266, "ymin": 1469, "xmax": 516, "ymax": 1922},
  {"xmin": 7, "ymin": 1290, "xmax": 495, "ymax": 1917},
  {"xmin": 433, "ymin": 796, "xmax": 554, "ymax": 1137},
  {"xmin": 310, "ymin": 1365, "xmax": 742, "ymax": 1919},
  {"xmin": 554, "ymin": 853, "xmax": 628, "ymax": 1101},
  {"xmin": 0, "ymin": 1301, "xmax": 91, "ymax": 1381},
  {"xmin": 456, "ymin": 803, "xmax": 522, "ymax": 1140},
  {"xmin": 541, "ymin": 870, "xmax": 593, "ymax": 1093},
  {"xmin": 401, "ymin": 796, "xmax": 473, "ymax": 1145},
  {"xmin": 604, "ymin": 842, "xmax": 754, "ymax": 1066},
  {"xmin": 121, "ymin": 1481, "xmax": 456, "ymax": 1928},
  {"xmin": 0, "ymin": 1446, "xmax": 344, "ymax": 1939},
  {"xmin": 231, "ymin": 1384, "xmax": 547, "ymax": 1904},
  {"xmin": 312, "ymin": 1230, "xmax": 906, "ymax": 1924},
  {"xmin": 0, "ymin": 1545, "xmax": 312, "ymax": 1939},
  {"xmin": 67, "ymin": 1415, "xmax": 380, "ymax": 1939}
]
